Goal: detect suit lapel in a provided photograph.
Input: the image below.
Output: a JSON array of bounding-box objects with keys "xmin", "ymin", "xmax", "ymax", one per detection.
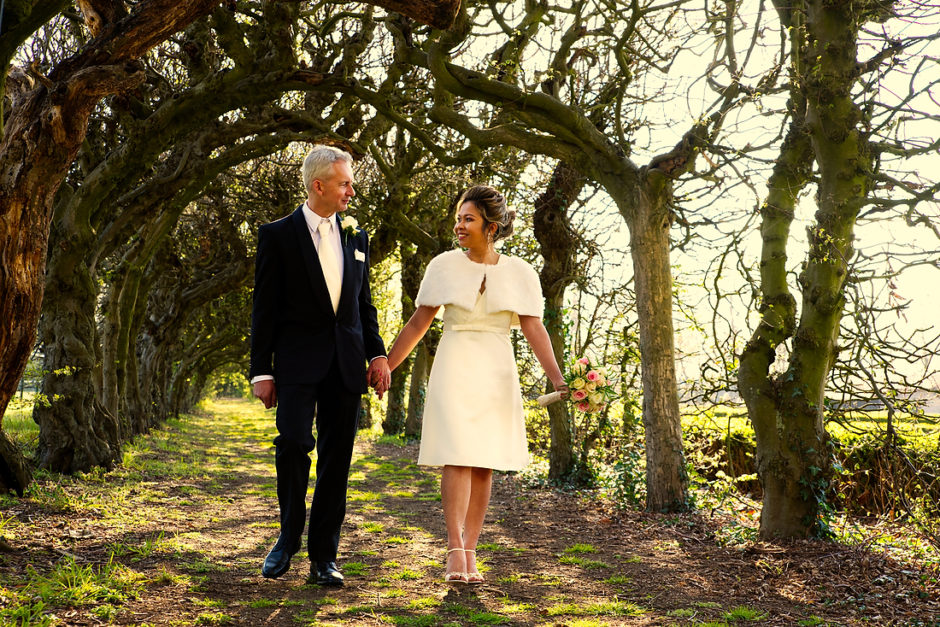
[
  {"xmin": 337, "ymin": 221, "xmax": 356, "ymax": 314},
  {"xmin": 336, "ymin": 225, "xmax": 356, "ymax": 311},
  {"xmin": 291, "ymin": 206, "xmax": 335, "ymax": 319}
]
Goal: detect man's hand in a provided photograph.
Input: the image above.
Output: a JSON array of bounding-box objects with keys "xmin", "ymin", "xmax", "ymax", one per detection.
[
  {"xmin": 253, "ymin": 380, "xmax": 277, "ymax": 408},
  {"xmin": 367, "ymin": 357, "xmax": 391, "ymax": 399}
]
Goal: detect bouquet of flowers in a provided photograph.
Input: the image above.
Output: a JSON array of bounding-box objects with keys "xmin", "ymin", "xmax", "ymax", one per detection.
[{"xmin": 538, "ymin": 356, "xmax": 617, "ymax": 413}]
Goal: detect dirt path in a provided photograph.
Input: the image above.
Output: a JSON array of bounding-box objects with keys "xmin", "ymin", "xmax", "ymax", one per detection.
[{"xmin": 1, "ymin": 398, "xmax": 937, "ymax": 626}]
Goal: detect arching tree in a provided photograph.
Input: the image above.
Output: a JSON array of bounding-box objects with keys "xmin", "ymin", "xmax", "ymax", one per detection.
[{"xmin": 0, "ymin": 0, "xmax": 460, "ymax": 493}]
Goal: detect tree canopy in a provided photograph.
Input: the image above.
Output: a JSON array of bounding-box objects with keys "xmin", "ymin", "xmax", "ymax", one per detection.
[{"xmin": 1, "ymin": 0, "xmax": 938, "ymax": 541}]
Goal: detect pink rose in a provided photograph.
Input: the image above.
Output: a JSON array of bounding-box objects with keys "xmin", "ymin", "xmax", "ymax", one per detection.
[
  {"xmin": 586, "ymin": 370, "xmax": 599, "ymax": 382},
  {"xmin": 576, "ymin": 402, "xmax": 591, "ymax": 412},
  {"xmin": 578, "ymin": 357, "xmax": 590, "ymax": 365},
  {"xmin": 572, "ymin": 389, "xmax": 588, "ymax": 401}
]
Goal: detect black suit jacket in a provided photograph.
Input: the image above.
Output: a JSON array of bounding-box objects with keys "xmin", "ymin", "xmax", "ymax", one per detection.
[{"xmin": 249, "ymin": 205, "xmax": 385, "ymax": 394}]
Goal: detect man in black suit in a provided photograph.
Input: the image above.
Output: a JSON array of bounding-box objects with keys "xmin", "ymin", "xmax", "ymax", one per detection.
[{"xmin": 249, "ymin": 145, "xmax": 390, "ymax": 586}]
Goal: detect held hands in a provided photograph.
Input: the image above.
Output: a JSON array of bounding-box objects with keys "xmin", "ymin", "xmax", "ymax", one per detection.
[
  {"xmin": 553, "ymin": 380, "xmax": 570, "ymax": 400},
  {"xmin": 368, "ymin": 357, "xmax": 391, "ymax": 399},
  {"xmin": 253, "ymin": 380, "xmax": 277, "ymax": 409}
]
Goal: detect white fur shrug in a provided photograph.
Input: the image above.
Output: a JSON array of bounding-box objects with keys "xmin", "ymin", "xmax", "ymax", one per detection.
[{"xmin": 415, "ymin": 249, "xmax": 544, "ymax": 327}]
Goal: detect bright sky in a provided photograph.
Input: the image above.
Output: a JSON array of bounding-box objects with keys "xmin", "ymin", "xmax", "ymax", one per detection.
[{"xmin": 546, "ymin": 1, "xmax": 940, "ymax": 395}]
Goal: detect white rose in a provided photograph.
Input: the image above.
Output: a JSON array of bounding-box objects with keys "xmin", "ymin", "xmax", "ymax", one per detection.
[{"xmin": 341, "ymin": 216, "xmax": 359, "ymax": 231}]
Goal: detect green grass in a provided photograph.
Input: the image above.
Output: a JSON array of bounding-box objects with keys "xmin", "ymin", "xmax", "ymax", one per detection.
[
  {"xmin": 194, "ymin": 612, "xmax": 234, "ymax": 625},
  {"xmin": 376, "ymin": 433, "xmax": 413, "ymax": 447},
  {"xmin": 667, "ymin": 608, "xmax": 696, "ymax": 617},
  {"xmin": 604, "ymin": 574, "xmax": 631, "ymax": 584},
  {"xmin": 498, "ymin": 599, "xmax": 535, "ymax": 613},
  {"xmin": 3, "ymin": 392, "xmax": 40, "ymax": 449},
  {"xmin": 546, "ymin": 600, "xmax": 646, "ymax": 617},
  {"xmin": 348, "ymin": 489, "xmax": 383, "ymax": 502},
  {"xmin": 558, "ymin": 555, "xmax": 610, "ymax": 569},
  {"xmin": 342, "ymin": 561, "xmax": 369, "ymax": 576},
  {"xmin": 389, "ymin": 568, "xmax": 423, "ymax": 580},
  {"xmin": 0, "ymin": 555, "xmax": 147, "ymax": 625},
  {"xmin": 445, "ymin": 602, "xmax": 510, "ymax": 625},
  {"xmin": 723, "ymin": 605, "xmax": 767, "ymax": 621},
  {"xmin": 563, "ymin": 543, "xmax": 598, "ymax": 554},
  {"xmin": 391, "ymin": 616, "xmax": 440, "ymax": 627},
  {"xmin": 407, "ymin": 597, "xmax": 441, "ymax": 610}
]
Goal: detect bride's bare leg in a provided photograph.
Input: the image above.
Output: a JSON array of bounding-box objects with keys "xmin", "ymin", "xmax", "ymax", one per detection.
[
  {"xmin": 462, "ymin": 467, "xmax": 493, "ymax": 578},
  {"xmin": 441, "ymin": 465, "xmax": 471, "ymax": 576}
]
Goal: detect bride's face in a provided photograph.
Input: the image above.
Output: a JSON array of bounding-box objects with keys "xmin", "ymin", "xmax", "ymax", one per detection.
[{"xmin": 454, "ymin": 202, "xmax": 492, "ymax": 250}]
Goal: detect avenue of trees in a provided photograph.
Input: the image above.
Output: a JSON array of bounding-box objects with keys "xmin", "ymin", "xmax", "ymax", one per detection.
[{"xmin": 1, "ymin": 0, "xmax": 938, "ymax": 541}]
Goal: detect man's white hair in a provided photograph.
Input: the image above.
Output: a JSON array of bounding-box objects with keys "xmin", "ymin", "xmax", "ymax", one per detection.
[{"xmin": 301, "ymin": 145, "xmax": 353, "ymax": 191}]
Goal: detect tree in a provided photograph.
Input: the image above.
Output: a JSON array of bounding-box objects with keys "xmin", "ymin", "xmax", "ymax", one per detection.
[
  {"xmin": 0, "ymin": 0, "xmax": 223, "ymax": 493},
  {"xmin": 0, "ymin": 0, "xmax": 461, "ymax": 493},
  {"xmin": 532, "ymin": 161, "xmax": 585, "ymax": 480},
  {"xmin": 738, "ymin": 0, "xmax": 940, "ymax": 538}
]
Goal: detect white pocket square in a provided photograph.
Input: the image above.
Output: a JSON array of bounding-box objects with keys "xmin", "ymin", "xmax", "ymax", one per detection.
[{"xmin": 354, "ymin": 250, "xmax": 366, "ymax": 262}]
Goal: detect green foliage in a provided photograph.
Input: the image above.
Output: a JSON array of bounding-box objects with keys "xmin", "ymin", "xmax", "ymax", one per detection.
[
  {"xmin": 205, "ymin": 367, "xmax": 251, "ymax": 399},
  {"xmin": 683, "ymin": 408, "xmax": 940, "ymax": 530}
]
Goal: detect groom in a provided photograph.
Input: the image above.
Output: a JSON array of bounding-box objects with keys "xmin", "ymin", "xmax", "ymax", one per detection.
[{"xmin": 249, "ymin": 144, "xmax": 390, "ymax": 586}]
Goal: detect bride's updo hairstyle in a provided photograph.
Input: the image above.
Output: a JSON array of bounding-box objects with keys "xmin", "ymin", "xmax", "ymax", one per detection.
[{"xmin": 456, "ymin": 185, "xmax": 515, "ymax": 242}]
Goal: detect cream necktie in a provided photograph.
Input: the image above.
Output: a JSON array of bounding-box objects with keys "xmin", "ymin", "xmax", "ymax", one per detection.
[{"xmin": 317, "ymin": 218, "xmax": 341, "ymax": 312}]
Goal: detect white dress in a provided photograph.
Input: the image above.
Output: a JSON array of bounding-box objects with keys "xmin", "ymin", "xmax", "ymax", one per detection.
[{"xmin": 414, "ymin": 250, "xmax": 544, "ymax": 471}]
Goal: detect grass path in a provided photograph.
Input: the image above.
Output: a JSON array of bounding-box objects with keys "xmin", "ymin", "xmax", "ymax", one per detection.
[{"xmin": 0, "ymin": 398, "xmax": 937, "ymax": 626}]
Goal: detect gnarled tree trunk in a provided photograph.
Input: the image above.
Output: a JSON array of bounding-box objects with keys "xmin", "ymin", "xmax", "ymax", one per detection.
[
  {"xmin": 740, "ymin": 0, "xmax": 875, "ymax": 538},
  {"xmin": 34, "ymin": 204, "xmax": 121, "ymax": 472},
  {"xmin": 533, "ymin": 160, "xmax": 584, "ymax": 482},
  {"xmin": 613, "ymin": 172, "xmax": 688, "ymax": 511}
]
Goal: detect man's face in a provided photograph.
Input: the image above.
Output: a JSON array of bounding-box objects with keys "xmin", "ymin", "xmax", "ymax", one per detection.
[{"xmin": 310, "ymin": 160, "xmax": 355, "ymax": 217}]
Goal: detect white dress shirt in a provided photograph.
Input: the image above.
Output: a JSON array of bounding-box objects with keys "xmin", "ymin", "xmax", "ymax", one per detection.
[{"xmin": 303, "ymin": 201, "xmax": 344, "ymax": 284}]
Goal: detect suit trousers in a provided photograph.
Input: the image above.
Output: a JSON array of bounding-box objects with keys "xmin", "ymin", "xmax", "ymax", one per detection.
[{"xmin": 273, "ymin": 357, "xmax": 361, "ymax": 562}]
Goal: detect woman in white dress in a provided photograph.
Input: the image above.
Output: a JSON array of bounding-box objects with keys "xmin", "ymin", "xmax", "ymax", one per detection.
[{"xmin": 386, "ymin": 185, "xmax": 567, "ymax": 584}]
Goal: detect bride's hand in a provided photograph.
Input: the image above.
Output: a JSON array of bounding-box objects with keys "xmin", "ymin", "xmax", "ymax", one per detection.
[{"xmin": 553, "ymin": 381, "xmax": 569, "ymax": 400}]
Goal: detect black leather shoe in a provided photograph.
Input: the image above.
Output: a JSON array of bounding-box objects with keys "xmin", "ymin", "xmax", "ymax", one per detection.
[
  {"xmin": 308, "ymin": 561, "xmax": 344, "ymax": 587},
  {"xmin": 261, "ymin": 537, "xmax": 301, "ymax": 579}
]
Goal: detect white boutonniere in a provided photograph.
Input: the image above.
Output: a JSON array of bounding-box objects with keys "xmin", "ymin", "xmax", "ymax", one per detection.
[{"xmin": 340, "ymin": 215, "xmax": 359, "ymax": 242}]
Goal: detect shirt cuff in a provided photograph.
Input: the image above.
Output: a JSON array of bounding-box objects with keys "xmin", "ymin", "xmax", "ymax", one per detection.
[
  {"xmin": 369, "ymin": 355, "xmax": 388, "ymax": 364},
  {"xmin": 251, "ymin": 375, "xmax": 275, "ymax": 384}
]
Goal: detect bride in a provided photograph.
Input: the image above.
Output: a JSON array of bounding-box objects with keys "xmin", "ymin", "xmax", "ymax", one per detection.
[{"xmin": 386, "ymin": 185, "xmax": 567, "ymax": 584}]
